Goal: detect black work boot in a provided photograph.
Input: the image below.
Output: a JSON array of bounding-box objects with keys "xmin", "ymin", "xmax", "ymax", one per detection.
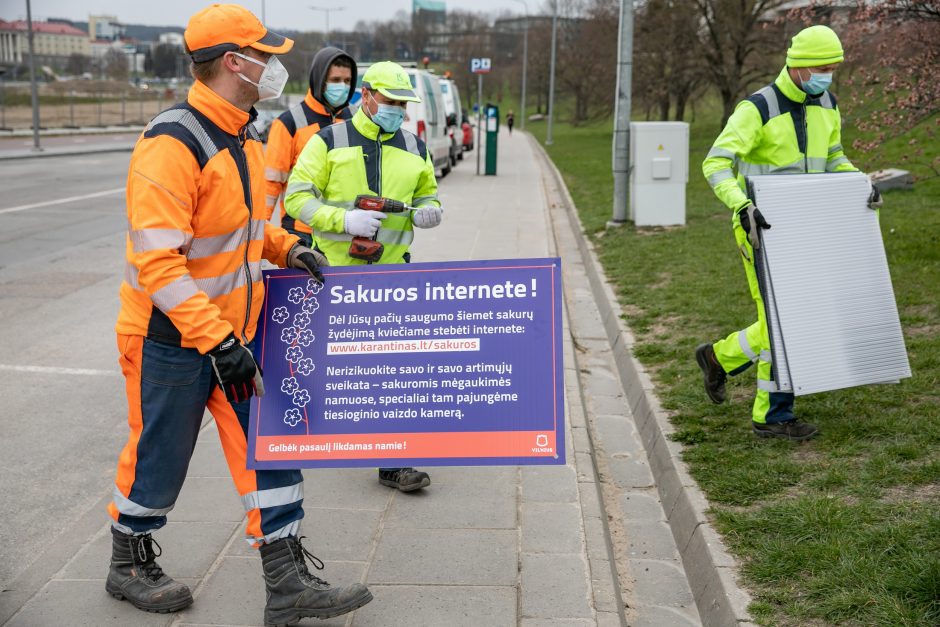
[
  {"xmin": 695, "ymin": 343, "xmax": 727, "ymax": 404},
  {"xmin": 260, "ymin": 536, "xmax": 372, "ymax": 626},
  {"xmin": 753, "ymin": 419, "xmax": 818, "ymax": 441},
  {"xmin": 378, "ymin": 467, "xmax": 431, "ymax": 492},
  {"xmin": 105, "ymin": 527, "xmax": 193, "ymax": 613}
]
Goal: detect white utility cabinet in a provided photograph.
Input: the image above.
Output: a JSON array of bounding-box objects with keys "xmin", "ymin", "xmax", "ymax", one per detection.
[{"xmin": 629, "ymin": 122, "xmax": 689, "ymax": 226}]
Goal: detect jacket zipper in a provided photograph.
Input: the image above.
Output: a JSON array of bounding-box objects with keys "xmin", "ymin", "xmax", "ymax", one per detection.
[
  {"xmin": 801, "ymin": 102, "xmax": 808, "ymax": 173},
  {"xmin": 236, "ymin": 127, "xmax": 253, "ymax": 343},
  {"xmin": 375, "ymin": 135, "xmax": 383, "ymax": 196}
]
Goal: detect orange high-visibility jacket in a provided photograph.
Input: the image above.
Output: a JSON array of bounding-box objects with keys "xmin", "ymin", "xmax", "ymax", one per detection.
[
  {"xmin": 263, "ymin": 90, "xmax": 351, "ymax": 234},
  {"xmin": 116, "ymin": 80, "xmax": 299, "ymax": 353}
]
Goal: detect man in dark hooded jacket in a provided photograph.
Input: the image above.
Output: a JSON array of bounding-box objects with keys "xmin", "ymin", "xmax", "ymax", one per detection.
[{"xmin": 264, "ymin": 47, "xmax": 357, "ymax": 246}]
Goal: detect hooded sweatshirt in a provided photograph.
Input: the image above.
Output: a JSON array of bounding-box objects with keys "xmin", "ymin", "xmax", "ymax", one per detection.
[{"xmin": 263, "ymin": 47, "xmax": 358, "ymax": 233}]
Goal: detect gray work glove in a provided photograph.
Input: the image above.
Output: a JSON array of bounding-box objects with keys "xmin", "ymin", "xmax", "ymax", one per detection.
[
  {"xmin": 868, "ymin": 185, "xmax": 883, "ymax": 210},
  {"xmin": 344, "ymin": 209, "xmax": 387, "ymax": 238},
  {"xmin": 412, "ymin": 206, "xmax": 443, "ymax": 229},
  {"xmin": 287, "ymin": 243, "xmax": 328, "ymax": 284},
  {"xmin": 738, "ymin": 204, "xmax": 771, "ymax": 250}
]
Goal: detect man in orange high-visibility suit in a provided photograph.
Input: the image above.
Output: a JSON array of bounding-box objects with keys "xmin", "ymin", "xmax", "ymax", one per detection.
[
  {"xmin": 107, "ymin": 5, "xmax": 371, "ymax": 625},
  {"xmin": 264, "ymin": 47, "xmax": 356, "ymax": 246}
]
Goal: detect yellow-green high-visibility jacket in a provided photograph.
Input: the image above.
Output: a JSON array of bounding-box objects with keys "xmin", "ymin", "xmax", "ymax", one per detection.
[
  {"xmin": 284, "ymin": 108, "xmax": 440, "ymax": 265},
  {"xmin": 703, "ymin": 67, "xmax": 857, "ymax": 212}
]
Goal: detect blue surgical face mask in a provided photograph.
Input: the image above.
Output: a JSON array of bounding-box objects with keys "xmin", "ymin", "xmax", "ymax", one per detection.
[
  {"xmin": 367, "ymin": 91, "xmax": 405, "ymax": 133},
  {"xmin": 324, "ymin": 82, "xmax": 348, "ymax": 108},
  {"xmin": 801, "ymin": 71, "xmax": 833, "ymax": 96}
]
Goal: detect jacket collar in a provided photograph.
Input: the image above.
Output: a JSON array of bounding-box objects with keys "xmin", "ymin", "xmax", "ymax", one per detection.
[
  {"xmin": 187, "ymin": 80, "xmax": 254, "ymax": 136},
  {"xmin": 775, "ymin": 67, "xmax": 808, "ymax": 104},
  {"xmin": 304, "ymin": 90, "xmax": 331, "ymax": 117},
  {"xmin": 351, "ymin": 107, "xmax": 395, "ymax": 142}
]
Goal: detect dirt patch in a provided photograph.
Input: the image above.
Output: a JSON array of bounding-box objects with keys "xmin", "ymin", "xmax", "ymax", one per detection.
[
  {"xmin": 902, "ymin": 303, "xmax": 937, "ymax": 319},
  {"xmin": 649, "ymin": 271, "xmax": 672, "ymax": 290},
  {"xmin": 649, "ymin": 316, "xmax": 681, "ymax": 338},
  {"xmin": 880, "ymin": 483, "xmax": 940, "ymax": 504},
  {"xmin": 904, "ymin": 323, "xmax": 940, "ymax": 338},
  {"xmin": 619, "ymin": 303, "xmax": 644, "ymax": 318}
]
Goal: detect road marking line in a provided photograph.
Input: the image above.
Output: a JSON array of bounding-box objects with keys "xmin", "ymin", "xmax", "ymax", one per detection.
[
  {"xmin": 0, "ymin": 187, "xmax": 125, "ymax": 215},
  {"xmin": 0, "ymin": 364, "xmax": 120, "ymax": 377}
]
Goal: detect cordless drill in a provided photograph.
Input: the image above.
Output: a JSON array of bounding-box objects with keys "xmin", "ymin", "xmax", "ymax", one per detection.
[{"xmin": 348, "ymin": 195, "xmax": 414, "ymax": 262}]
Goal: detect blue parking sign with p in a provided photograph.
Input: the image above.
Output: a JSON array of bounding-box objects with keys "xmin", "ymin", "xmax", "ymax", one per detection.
[{"xmin": 470, "ymin": 58, "xmax": 492, "ymax": 74}]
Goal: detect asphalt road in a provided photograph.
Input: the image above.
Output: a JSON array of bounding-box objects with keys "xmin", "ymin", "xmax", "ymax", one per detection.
[{"xmin": 0, "ymin": 151, "xmax": 131, "ymax": 591}]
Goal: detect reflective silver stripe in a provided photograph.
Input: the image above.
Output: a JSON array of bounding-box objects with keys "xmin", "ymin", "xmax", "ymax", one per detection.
[
  {"xmin": 738, "ymin": 158, "xmax": 806, "ymax": 177},
  {"xmin": 152, "ymin": 273, "xmax": 200, "ymax": 312},
  {"xmin": 755, "ymin": 86, "xmax": 780, "ymax": 119},
  {"xmin": 245, "ymin": 519, "xmax": 301, "ymax": 546},
  {"xmin": 315, "ymin": 229, "xmax": 353, "ymax": 242},
  {"xmin": 124, "ymin": 263, "xmax": 141, "ymax": 289},
  {"xmin": 707, "ymin": 146, "xmax": 736, "ymax": 160},
  {"xmin": 286, "ymin": 180, "xmax": 322, "ymax": 199},
  {"xmin": 708, "ymin": 169, "xmax": 736, "ymax": 187},
  {"xmin": 315, "ymin": 228, "xmax": 413, "ymax": 247},
  {"xmin": 246, "ymin": 122, "xmax": 261, "ymax": 143},
  {"xmin": 807, "ymin": 157, "xmax": 827, "ymax": 172},
  {"xmin": 413, "ymin": 195, "xmax": 439, "ymax": 207},
  {"xmin": 289, "ymin": 103, "xmax": 307, "ymax": 133},
  {"xmin": 240, "ymin": 483, "xmax": 304, "ymax": 511},
  {"xmin": 183, "ymin": 222, "xmax": 262, "ymax": 260},
  {"xmin": 403, "ymin": 131, "xmax": 420, "ymax": 157},
  {"xmin": 827, "ymin": 156, "xmax": 850, "ymax": 170},
  {"xmin": 265, "ymin": 167, "xmax": 289, "ymax": 183},
  {"xmin": 250, "ymin": 218, "xmax": 264, "ymax": 242},
  {"xmin": 376, "ymin": 227, "xmax": 414, "ymax": 247},
  {"xmin": 759, "ymin": 350, "xmax": 772, "ymax": 364},
  {"xmin": 194, "ymin": 261, "xmax": 263, "ymax": 299},
  {"xmin": 112, "ymin": 485, "xmax": 174, "ymax": 517},
  {"xmin": 146, "ymin": 109, "xmax": 218, "ymax": 161},
  {"xmin": 818, "ymin": 92, "xmax": 834, "ymax": 109},
  {"xmin": 130, "ymin": 228, "xmax": 192, "ymax": 254},
  {"xmin": 297, "ymin": 198, "xmax": 325, "ymax": 226},
  {"xmin": 828, "ymin": 143, "xmax": 843, "ymax": 155},
  {"xmin": 757, "ymin": 378, "xmax": 778, "ymax": 392},
  {"xmin": 265, "ymin": 194, "xmax": 279, "ymax": 208},
  {"xmin": 738, "ymin": 329, "xmax": 759, "ymax": 363},
  {"xmin": 331, "ymin": 123, "xmax": 349, "ymax": 149}
]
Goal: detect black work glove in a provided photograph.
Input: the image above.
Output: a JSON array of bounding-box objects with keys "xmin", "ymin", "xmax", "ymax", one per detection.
[
  {"xmin": 207, "ymin": 333, "xmax": 264, "ymax": 403},
  {"xmin": 868, "ymin": 185, "xmax": 883, "ymax": 210},
  {"xmin": 287, "ymin": 243, "xmax": 328, "ymax": 284},
  {"xmin": 738, "ymin": 204, "xmax": 771, "ymax": 250}
]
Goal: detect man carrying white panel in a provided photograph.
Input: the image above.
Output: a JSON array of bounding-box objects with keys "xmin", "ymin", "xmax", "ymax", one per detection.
[{"xmin": 696, "ymin": 25, "xmax": 882, "ymax": 440}]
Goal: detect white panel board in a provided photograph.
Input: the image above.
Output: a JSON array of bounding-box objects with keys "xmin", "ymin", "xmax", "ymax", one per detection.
[{"xmin": 749, "ymin": 172, "xmax": 911, "ymax": 396}]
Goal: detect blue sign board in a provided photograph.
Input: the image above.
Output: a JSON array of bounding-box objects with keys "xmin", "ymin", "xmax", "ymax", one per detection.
[{"xmin": 247, "ymin": 258, "xmax": 564, "ymax": 469}]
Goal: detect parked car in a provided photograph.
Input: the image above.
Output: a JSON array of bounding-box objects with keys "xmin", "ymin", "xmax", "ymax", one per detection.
[
  {"xmin": 355, "ymin": 64, "xmax": 452, "ymax": 177},
  {"xmin": 461, "ymin": 115, "xmax": 474, "ymax": 153},
  {"xmin": 439, "ymin": 78, "xmax": 463, "ymax": 164}
]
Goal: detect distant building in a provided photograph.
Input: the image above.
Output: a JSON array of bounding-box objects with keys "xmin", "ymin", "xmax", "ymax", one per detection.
[
  {"xmin": 158, "ymin": 32, "xmax": 185, "ymax": 47},
  {"xmin": 0, "ymin": 19, "xmax": 90, "ymax": 70},
  {"xmin": 88, "ymin": 15, "xmax": 125, "ymax": 42},
  {"xmin": 413, "ymin": 0, "xmax": 446, "ymax": 29}
]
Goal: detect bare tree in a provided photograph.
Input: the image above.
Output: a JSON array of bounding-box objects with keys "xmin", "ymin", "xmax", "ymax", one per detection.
[
  {"xmin": 104, "ymin": 48, "xmax": 129, "ymax": 81},
  {"xmin": 694, "ymin": 0, "xmax": 791, "ymax": 125}
]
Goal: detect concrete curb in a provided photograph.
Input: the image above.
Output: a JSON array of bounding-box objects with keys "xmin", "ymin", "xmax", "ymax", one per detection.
[
  {"xmin": 531, "ymin": 138, "xmax": 754, "ymax": 626},
  {"xmin": 0, "ymin": 145, "xmax": 135, "ymax": 161}
]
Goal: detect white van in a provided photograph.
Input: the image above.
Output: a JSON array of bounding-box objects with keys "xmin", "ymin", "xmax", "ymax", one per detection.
[
  {"xmin": 354, "ymin": 64, "xmax": 452, "ymax": 177},
  {"xmin": 439, "ymin": 78, "xmax": 464, "ymax": 165}
]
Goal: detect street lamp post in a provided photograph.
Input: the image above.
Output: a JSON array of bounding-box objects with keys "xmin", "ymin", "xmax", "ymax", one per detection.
[
  {"xmin": 511, "ymin": 0, "xmax": 528, "ymax": 132},
  {"xmin": 309, "ymin": 5, "xmax": 345, "ymax": 46},
  {"xmin": 25, "ymin": 0, "xmax": 41, "ymax": 151},
  {"xmin": 546, "ymin": 0, "xmax": 558, "ymax": 146}
]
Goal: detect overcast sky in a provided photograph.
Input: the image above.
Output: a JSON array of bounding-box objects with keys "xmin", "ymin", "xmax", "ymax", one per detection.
[{"xmin": 1, "ymin": 0, "xmax": 534, "ymax": 33}]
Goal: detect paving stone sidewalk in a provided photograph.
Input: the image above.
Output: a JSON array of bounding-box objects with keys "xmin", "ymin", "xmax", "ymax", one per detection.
[{"xmin": 2, "ymin": 128, "xmax": 703, "ymax": 626}]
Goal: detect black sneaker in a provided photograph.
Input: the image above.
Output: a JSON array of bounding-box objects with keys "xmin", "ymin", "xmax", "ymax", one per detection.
[
  {"xmin": 752, "ymin": 419, "xmax": 818, "ymax": 441},
  {"xmin": 378, "ymin": 468, "xmax": 430, "ymax": 492},
  {"xmin": 695, "ymin": 343, "xmax": 727, "ymax": 404}
]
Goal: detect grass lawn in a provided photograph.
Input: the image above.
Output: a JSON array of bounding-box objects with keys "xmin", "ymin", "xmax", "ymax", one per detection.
[{"xmin": 528, "ymin": 109, "xmax": 940, "ymax": 626}]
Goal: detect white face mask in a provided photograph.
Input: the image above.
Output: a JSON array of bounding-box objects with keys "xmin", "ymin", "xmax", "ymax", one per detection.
[{"xmin": 232, "ymin": 52, "xmax": 288, "ymax": 101}]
